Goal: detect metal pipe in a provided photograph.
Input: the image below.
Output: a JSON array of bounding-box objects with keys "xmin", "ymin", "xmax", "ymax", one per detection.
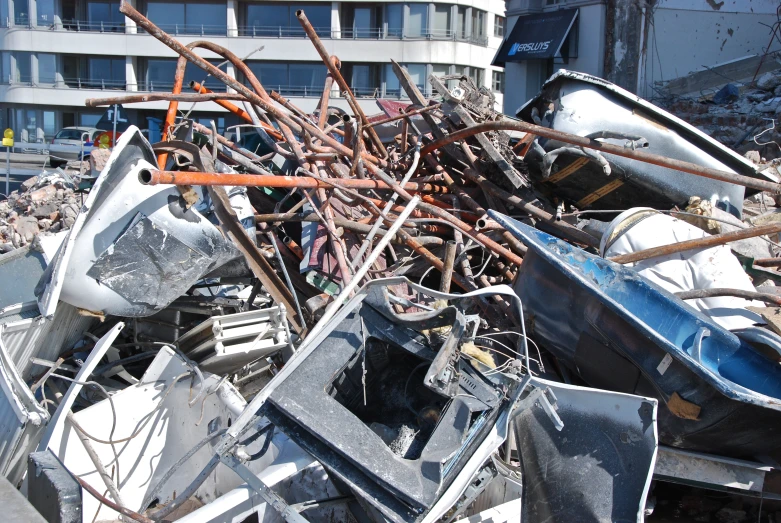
[
  {"xmin": 139, "ymin": 169, "xmax": 449, "ymax": 192},
  {"xmin": 461, "ymin": 167, "xmax": 599, "ymax": 248},
  {"xmin": 295, "ymin": 10, "xmax": 388, "ymax": 158},
  {"xmin": 159, "ymin": 52, "xmax": 188, "ymax": 167},
  {"xmin": 397, "ymin": 229, "xmax": 475, "ymax": 292},
  {"xmin": 342, "ymin": 115, "xmax": 354, "ymax": 148},
  {"xmin": 609, "ymin": 223, "xmax": 781, "ymax": 264},
  {"xmin": 317, "ymin": 63, "xmax": 336, "ymax": 130},
  {"xmin": 675, "ymin": 288, "xmax": 781, "ymax": 306},
  {"xmin": 350, "ymin": 142, "xmax": 421, "ymax": 270},
  {"xmin": 76, "ymin": 475, "xmax": 153, "ymax": 523},
  {"xmin": 267, "ymin": 233, "xmax": 305, "ymax": 321},
  {"xmin": 440, "ymin": 240, "xmax": 457, "ymax": 293},
  {"xmin": 421, "ymin": 120, "xmax": 781, "ymax": 194},
  {"xmin": 365, "ymin": 103, "xmax": 442, "ymax": 129},
  {"xmin": 86, "ymin": 92, "xmax": 249, "ymax": 106},
  {"xmin": 752, "ymin": 257, "xmax": 781, "ymax": 267}
]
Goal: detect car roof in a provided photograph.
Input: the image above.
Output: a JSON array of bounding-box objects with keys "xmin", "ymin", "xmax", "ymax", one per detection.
[{"xmin": 59, "ymin": 126, "xmax": 100, "ymax": 132}]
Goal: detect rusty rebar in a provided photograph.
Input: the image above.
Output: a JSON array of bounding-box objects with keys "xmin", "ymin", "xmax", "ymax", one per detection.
[
  {"xmin": 610, "ymin": 222, "xmax": 781, "ymax": 264},
  {"xmin": 440, "ymin": 240, "xmax": 457, "ymax": 293},
  {"xmin": 86, "ymin": 92, "xmax": 248, "ymax": 107},
  {"xmin": 139, "ymin": 169, "xmax": 451, "ymax": 193},
  {"xmin": 365, "ymin": 103, "xmax": 442, "ymax": 129},
  {"xmin": 295, "ymin": 10, "xmax": 388, "ymax": 158}
]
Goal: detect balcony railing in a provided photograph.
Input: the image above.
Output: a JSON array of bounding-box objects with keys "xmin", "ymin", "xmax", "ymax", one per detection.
[
  {"xmin": 62, "ymin": 19, "xmax": 125, "ymax": 32},
  {"xmin": 143, "ymin": 80, "xmax": 227, "ymax": 92},
  {"xmin": 64, "ymin": 77, "xmax": 127, "ymax": 90},
  {"xmin": 5, "ymin": 17, "xmax": 489, "ymax": 46}
]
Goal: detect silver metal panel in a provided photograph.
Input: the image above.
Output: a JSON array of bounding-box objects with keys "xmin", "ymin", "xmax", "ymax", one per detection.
[
  {"xmin": 0, "ymin": 332, "xmax": 49, "ymax": 486},
  {"xmin": 0, "ymin": 302, "xmax": 95, "ymax": 381}
]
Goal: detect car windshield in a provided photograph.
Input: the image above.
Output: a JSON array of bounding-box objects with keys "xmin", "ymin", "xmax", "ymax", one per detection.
[{"xmin": 55, "ymin": 129, "xmax": 87, "ymax": 140}]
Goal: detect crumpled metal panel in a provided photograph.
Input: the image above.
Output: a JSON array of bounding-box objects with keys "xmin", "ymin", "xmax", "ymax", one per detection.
[
  {"xmin": 513, "ymin": 378, "xmax": 658, "ymax": 523},
  {"xmin": 36, "ymin": 126, "xmax": 239, "ymax": 318},
  {"xmin": 0, "ymin": 332, "xmax": 49, "ymax": 486}
]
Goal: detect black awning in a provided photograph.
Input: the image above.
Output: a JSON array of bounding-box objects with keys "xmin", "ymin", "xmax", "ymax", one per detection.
[{"xmin": 492, "ymin": 8, "xmax": 578, "ymax": 66}]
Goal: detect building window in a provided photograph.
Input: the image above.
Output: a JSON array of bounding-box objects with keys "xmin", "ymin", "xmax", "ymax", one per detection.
[
  {"xmin": 385, "ymin": 3, "xmax": 402, "ymax": 38},
  {"xmin": 406, "ymin": 3, "xmax": 427, "ymax": 38},
  {"xmin": 14, "ymin": 52, "xmax": 32, "ymax": 83},
  {"xmin": 348, "ymin": 63, "xmax": 380, "ymax": 97},
  {"xmin": 144, "ymin": 58, "xmax": 224, "ymax": 92},
  {"xmin": 469, "ymin": 66, "xmax": 484, "ymax": 88},
  {"xmin": 455, "ymin": 6, "xmax": 467, "ymax": 39},
  {"xmin": 147, "ymin": 1, "xmax": 226, "ymax": 36},
  {"xmin": 86, "ymin": 0, "xmax": 123, "ymax": 31},
  {"xmin": 14, "ymin": 0, "xmax": 29, "ymax": 25},
  {"xmin": 1, "ymin": 0, "xmax": 9, "ymax": 27},
  {"xmin": 38, "ymin": 53, "xmax": 57, "ymax": 85},
  {"xmin": 0, "ymin": 52, "xmax": 9, "ymax": 84},
  {"xmin": 37, "ymin": 0, "xmax": 55, "ymax": 26},
  {"xmin": 492, "ymin": 70, "xmax": 504, "ymax": 93},
  {"xmin": 431, "ymin": 4, "xmax": 451, "ymax": 39},
  {"xmin": 88, "ymin": 56, "xmax": 125, "ymax": 89},
  {"xmin": 242, "ymin": 3, "xmax": 330, "ymax": 37},
  {"xmin": 494, "ymin": 15, "xmax": 504, "ymax": 37},
  {"xmin": 471, "ymin": 9, "xmax": 485, "ymax": 42},
  {"xmin": 43, "ymin": 111, "xmax": 56, "ymax": 140},
  {"xmin": 245, "ymin": 62, "xmax": 327, "ymax": 96}
]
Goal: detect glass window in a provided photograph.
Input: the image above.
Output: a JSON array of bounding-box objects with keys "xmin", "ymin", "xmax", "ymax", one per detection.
[
  {"xmin": 351, "ymin": 64, "xmax": 372, "ymax": 96},
  {"xmin": 352, "ymin": 6, "xmax": 373, "ymax": 38},
  {"xmin": 492, "ymin": 70, "xmax": 504, "ymax": 93},
  {"xmin": 494, "ymin": 15, "xmax": 504, "ymax": 37},
  {"xmin": 432, "ymin": 5, "xmax": 450, "ymax": 38},
  {"xmin": 406, "ymin": 3, "xmax": 427, "ymax": 38},
  {"xmin": 14, "ymin": 0, "xmax": 29, "ymax": 24},
  {"xmin": 43, "ymin": 111, "xmax": 56, "ymax": 139},
  {"xmin": 405, "ymin": 63, "xmax": 426, "ymax": 94},
  {"xmin": 245, "ymin": 4, "xmax": 287, "ymax": 36},
  {"xmin": 384, "ymin": 63, "xmax": 400, "ymax": 97},
  {"xmin": 450, "ymin": 64, "xmax": 464, "ymax": 90},
  {"xmin": 38, "ymin": 53, "xmax": 56, "ymax": 84},
  {"xmin": 37, "ymin": 0, "xmax": 55, "ymax": 26},
  {"xmin": 1, "ymin": 0, "xmax": 8, "ymax": 27},
  {"xmin": 87, "ymin": 0, "xmax": 122, "ymax": 30},
  {"xmin": 88, "ymin": 57, "xmax": 125, "ymax": 89},
  {"xmin": 185, "ymin": 2, "xmax": 226, "ymax": 35},
  {"xmin": 289, "ymin": 63, "xmax": 327, "ymax": 95},
  {"xmin": 15, "ymin": 52, "xmax": 32, "ymax": 83},
  {"xmin": 247, "ymin": 62, "xmax": 287, "ymax": 92},
  {"xmin": 80, "ymin": 113, "xmax": 102, "ymax": 127},
  {"xmin": 185, "ymin": 60, "xmax": 225, "ymax": 91},
  {"xmin": 385, "ymin": 3, "xmax": 402, "ymax": 38},
  {"xmin": 0, "ymin": 52, "xmax": 10, "ymax": 83},
  {"xmin": 469, "ymin": 67, "xmax": 484, "ymax": 87},
  {"xmin": 471, "ymin": 9, "xmax": 485, "ymax": 40},
  {"xmin": 456, "ymin": 6, "xmax": 467, "ymax": 39},
  {"xmin": 432, "ymin": 64, "xmax": 448, "ymax": 78},
  {"xmin": 147, "ymin": 2, "xmax": 185, "ymax": 32},
  {"xmin": 290, "ymin": 3, "xmax": 330, "ymax": 35}
]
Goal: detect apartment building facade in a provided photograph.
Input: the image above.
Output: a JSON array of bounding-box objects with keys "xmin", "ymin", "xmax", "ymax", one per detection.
[{"xmin": 0, "ymin": 0, "xmax": 505, "ymax": 143}]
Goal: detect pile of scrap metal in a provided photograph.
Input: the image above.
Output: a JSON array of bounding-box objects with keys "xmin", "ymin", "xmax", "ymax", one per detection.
[{"xmin": 5, "ymin": 5, "xmax": 781, "ymax": 523}]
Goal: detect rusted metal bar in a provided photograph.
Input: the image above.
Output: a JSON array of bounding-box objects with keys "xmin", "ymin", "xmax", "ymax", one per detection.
[
  {"xmin": 440, "ymin": 240, "xmax": 457, "ymax": 293},
  {"xmin": 316, "ymin": 62, "xmax": 336, "ymax": 129},
  {"xmin": 190, "ymin": 81, "xmax": 286, "ymax": 141},
  {"xmin": 159, "ymin": 53, "xmax": 188, "ymax": 167},
  {"xmin": 86, "ymin": 92, "xmax": 248, "ymax": 107},
  {"xmin": 343, "ymin": 115, "xmax": 354, "ymax": 148},
  {"xmin": 295, "ymin": 10, "xmax": 388, "ymax": 158},
  {"xmin": 139, "ymin": 169, "xmax": 450, "ymax": 193},
  {"xmin": 460, "ymin": 168, "xmax": 600, "ymax": 248},
  {"xmin": 610, "ymin": 223, "xmax": 781, "ymax": 264},
  {"xmin": 397, "ymin": 229, "xmax": 476, "ymax": 292},
  {"xmin": 752, "ymin": 257, "xmax": 781, "ymax": 267},
  {"xmin": 421, "ymin": 120, "xmax": 781, "ymax": 194},
  {"xmin": 400, "ymin": 117, "xmax": 409, "ymax": 155},
  {"xmin": 675, "ymin": 288, "xmax": 781, "ymax": 306},
  {"xmin": 365, "ymin": 103, "xmax": 442, "ymax": 129},
  {"xmin": 76, "ymin": 475, "xmax": 153, "ymax": 523}
]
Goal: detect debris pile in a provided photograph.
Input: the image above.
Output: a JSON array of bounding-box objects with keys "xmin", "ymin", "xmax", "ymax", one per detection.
[
  {"xmin": 0, "ymin": 171, "xmax": 80, "ymax": 252},
  {"xmin": 3, "ymin": 5, "xmax": 781, "ymax": 523}
]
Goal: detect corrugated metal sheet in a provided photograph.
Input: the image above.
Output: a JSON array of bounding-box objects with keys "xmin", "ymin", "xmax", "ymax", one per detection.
[
  {"xmin": 0, "ymin": 302, "xmax": 96, "ymax": 381},
  {"xmin": 0, "ymin": 333, "xmax": 49, "ymax": 486}
]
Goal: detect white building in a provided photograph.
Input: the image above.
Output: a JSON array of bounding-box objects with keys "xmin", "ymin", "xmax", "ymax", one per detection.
[
  {"xmin": 497, "ymin": 0, "xmax": 781, "ymax": 116},
  {"xmin": 0, "ymin": 0, "xmax": 506, "ymax": 143}
]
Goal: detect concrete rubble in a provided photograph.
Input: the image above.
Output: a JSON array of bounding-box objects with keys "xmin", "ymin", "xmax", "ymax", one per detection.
[{"xmin": 4, "ymin": 6, "xmax": 781, "ymax": 523}]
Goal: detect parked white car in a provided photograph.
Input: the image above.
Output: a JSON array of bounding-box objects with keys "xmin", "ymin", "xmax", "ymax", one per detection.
[{"xmin": 47, "ymin": 127, "xmax": 101, "ymax": 167}]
